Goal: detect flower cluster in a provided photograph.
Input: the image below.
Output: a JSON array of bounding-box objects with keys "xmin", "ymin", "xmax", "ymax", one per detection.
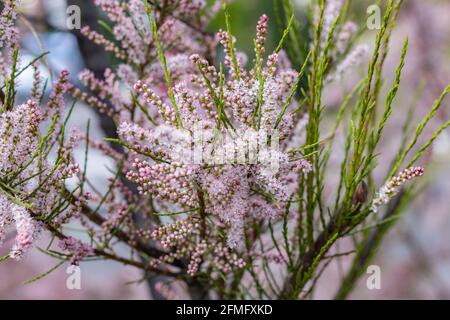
[
  {"xmin": 0, "ymin": 68, "xmax": 80, "ymax": 260},
  {"xmin": 75, "ymin": 0, "xmax": 219, "ymax": 126},
  {"xmin": 0, "ymin": 3, "xmax": 82, "ymax": 261},
  {"xmin": 149, "ymin": 217, "xmax": 245, "ymax": 276},
  {"xmin": 123, "ymin": 16, "xmax": 313, "ymax": 249},
  {"xmin": 58, "ymin": 237, "xmax": 93, "ymax": 266}
]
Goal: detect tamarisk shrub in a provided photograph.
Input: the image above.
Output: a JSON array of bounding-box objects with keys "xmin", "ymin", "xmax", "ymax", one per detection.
[{"xmin": 1, "ymin": 0, "xmax": 449, "ymax": 300}]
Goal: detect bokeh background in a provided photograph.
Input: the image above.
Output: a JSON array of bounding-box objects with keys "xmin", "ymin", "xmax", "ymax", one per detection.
[{"xmin": 0, "ymin": 0, "xmax": 449, "ymax": 299}]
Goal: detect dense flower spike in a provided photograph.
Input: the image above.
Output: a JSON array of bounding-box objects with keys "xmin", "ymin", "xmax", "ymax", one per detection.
[
  {"xmin": 80, "ymin": 26, "xmax": 128, "ymax": 61},
  {"xmin": 9, "ymin": 205, "xmax": 39, "ymax": 260},
  {"xmin": 0, "ymin": 0, "xmax": 18, "ymax": 49},
  {"xmin": 45, "ymin": 70, "xmax": 72, "ymax": 120},
  {"xmin": 326, "ymin": 44, "xmax": 369, "ymax": 83},
  {"xmin": 255, "ymin": 15, "xmax": 269, "ymax": 55},
  {"xmin": 0, "ymin": 100, "xmax": 40, "ymax": 173},
  {"xmin": 371, "ymin": 167, "xmax": 425, "ymax": 213},
  {"xmin": 336, "ymin": 21, "xmax": 358, "ymax": 54},
  {"xmin": 0, "ymin": 0, "xmax": 19, "ymax": 83},
  {"xmin": 217, "ymin": 30, "xmax": 246, "ymax": 80},
  {"xmin": 316, "ymin": 0, "xmax": 343, "ymax": 48}
]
